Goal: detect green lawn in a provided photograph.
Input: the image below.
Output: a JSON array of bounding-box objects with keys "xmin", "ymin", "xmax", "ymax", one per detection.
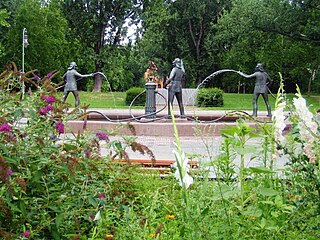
[{"xmin": 62, "ymin": 91, "xmax": 319, "ymax": 112}]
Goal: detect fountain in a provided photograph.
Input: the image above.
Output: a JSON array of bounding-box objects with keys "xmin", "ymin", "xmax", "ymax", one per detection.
[{"xmin": 66, "ymin": 69, "xmax": 273, "ymax": 137}]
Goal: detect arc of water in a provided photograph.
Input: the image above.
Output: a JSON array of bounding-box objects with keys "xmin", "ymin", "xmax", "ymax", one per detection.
[{"xmin": 187, "ymin": 69, "xmax": 242, "ymax": 106}]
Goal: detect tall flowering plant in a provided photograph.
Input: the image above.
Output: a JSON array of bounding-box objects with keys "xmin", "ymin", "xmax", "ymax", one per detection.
[
  {"xmin": 170, "ymin": 105, "xmax": 194, "ymax": 189},
  {"xmin": 0, "ymin": 64, "xmax": 156, "ymax": 238},
  {"xmin": 271, "ymin": 77, "xmax": 319, "ymax": 214},
  {"xmin": 0, "ymin": 66, "xmax": 102, "ymax": 238}
]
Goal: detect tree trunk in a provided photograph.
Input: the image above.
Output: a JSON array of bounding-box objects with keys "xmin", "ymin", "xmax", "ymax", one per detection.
[
  {"xmin": 307, "ymin": 68, "xmax": 317, "ymax": 97},
  {"xmin": 93, "ymin": 63, "xmax": 103, "ymax": 92}
]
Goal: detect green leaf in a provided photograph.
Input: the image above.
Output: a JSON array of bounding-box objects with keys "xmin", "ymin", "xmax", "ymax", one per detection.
[
  {"xmin": 260, "ymin": 187, "xmax": 279, "ymax": 196},
  {"xmin": 249, "ymin": 166, "xmax": 275, "ymax": 174},
  {"xmin": 55, "ymin": 214, "xmax": 64, "ymax": 229},
  {"xmin": 88, "ymin": 195, "xmax": 98, "ymax": 208},
  {"xmin": 31, "ymin": 170, "xmax": 43, "ymax": 184},
  {"xmin": 114, "ymin": 141, "xmax": 123, "ymax": 151},
  {"xmin": 234, "ymin": 145, "xmax": 257, "ymax": 155},
  {"xmin": 18, "ymin": 200, "xmax": 27, "ymax": 218},
  {"xmin": 274, "ymin": 195, "xmax": 283, "ymax": 208},
  {"xmin": 242, "ymin": 206, "xmax": 263, "ymax": 217},
  {"xmin": 0, "ymin": 143, "xmax": 9, "ymax": 155},
  {"xmin": 63, "ymin": 144, "xmax": 78, "ymax": 151},
  {"xmin": 212, "ymin": 184, "xmax": 238, "ymax": 200},
  {"xmin": 220, "ymin": 126, "xmax": 238, "ymax": 136},
  {"xmin": 201, "ymin": 207, "xmax": 209, "ymax": 216},
  {"xmin": 50, "ymin": 223, "xmax": 61, "ymax": 240}
]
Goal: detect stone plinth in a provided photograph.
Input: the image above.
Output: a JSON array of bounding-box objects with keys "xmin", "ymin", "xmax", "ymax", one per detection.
[{"xmin": 156, "ymin": 88, "xmax": 198, "ymax": 106}]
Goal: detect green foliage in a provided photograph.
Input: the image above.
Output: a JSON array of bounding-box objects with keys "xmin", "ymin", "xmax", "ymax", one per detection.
[
  {"xmin": 0, "ymin": 66, "xmax": 152, "ymax": 238},
  {"xmin": 0, "ymin": 64, "xmax": 319, "ymax": 239},
  {"xmin": 0, "ymin": 0, "xmax": 72, "ymax": 78},
  {"xmin": 197, "ymin": 88, "xmax": 224, "ymax": 107},
  {"xmin": 125, "ymin": 87, "xmax": 145, "ymax": 106},
  {"xmin": 61, "ymin": 0, "xmax": 140, "ymax": 92},
  {"xmin": 210, "ymin": 0, "xmax": 320, "ymax": 93}
]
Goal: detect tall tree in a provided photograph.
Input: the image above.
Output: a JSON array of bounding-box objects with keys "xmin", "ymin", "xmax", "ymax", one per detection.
[
  {"xmin": 62, "ymin": 0, "xmax": 141, "ymax": 92},
  {"xmin": 139, "ymin": 0, "xmax": 232, "ymax": 87},
  {"xmin": 0, "ymin": 0, "xmax": 71, "ymax": 77},
  {"xmin": 0, "ymin": 9, "xmax": 10, "ymax": 58},
  {"xmin": 209, "ymin": 0, "xmax": 320, "ymax": 93}
]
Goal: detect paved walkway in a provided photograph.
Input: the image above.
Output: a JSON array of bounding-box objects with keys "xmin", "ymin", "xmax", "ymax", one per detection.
[
  {"xmin": 99, "ymin": 135, "xmax": 288, "ymax": 171},
  {"xmin": 66, "ymin": 108, "xmax": 294, "ymax": 171},
  {"xmin": 90, "ymin": 107, "xmax": 289, "ymax": 171}
]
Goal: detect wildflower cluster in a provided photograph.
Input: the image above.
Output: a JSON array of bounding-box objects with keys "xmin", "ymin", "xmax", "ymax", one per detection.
[
  {"xmin": 292, "ymin": 90, "xmax": 318, "ymax": 163},
  {"xmin": 0, "ymin": 123, "xmax": 11, "ymax": 132}
]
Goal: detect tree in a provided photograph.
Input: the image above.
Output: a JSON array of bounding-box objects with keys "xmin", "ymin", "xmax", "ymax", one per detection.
[
  {"xmin": 0, "ymin": 9, "xmax": 10, "ymax": 58},
  {"xmin": 208, "ymin": 0, "xmax": 320, "ymax": 93},
  {"xmin": 62, "ymin": 0, "xmax": 142, "ymax": 92},
  {"xmin": 139, "ymin": 0, "xmax": 232, "ymax": 87},
  {"xmin": 0, "ymin": 0, "xmax": 72, "ymax": 78}
]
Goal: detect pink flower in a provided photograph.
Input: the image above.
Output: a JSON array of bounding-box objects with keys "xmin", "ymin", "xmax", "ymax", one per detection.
[
  {"xmin": 55, "ymin": 121, "xmax": 65, "ymax": 134},
  {"xmin": 22, "ymin": 230, "xmax": 30, "ymax": 238},
  {"xmin": 0, "ymin": 123, "xmax": 11, "ymax": 132},
  {"xmin": 6, "ymin": 169, "xmax": 13, "ymax": 177},
  {"xmin": 42, "ymin": 95, "xmax": 55, "ymax": 103},
  {"xmin": 45, "ymin": 104, "xmax": 53, "ymax": 111},
  {"xmin": 97, "ymin": 193, "xmax": 106, "ymax": 199},
  {"xmin": 39, "ymin": 107, "xmax": 48, "ymax": 115},
  {"xmin": 39, "ymin": 105, "xmax": 53, "ymax": 115},
  {"xmin": 293, "ymin": 92, "xmax": 318, "ymax": 163}
]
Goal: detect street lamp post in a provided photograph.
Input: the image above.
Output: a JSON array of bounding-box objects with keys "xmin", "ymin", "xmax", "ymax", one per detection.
[{"xmin": 22, "ymin": 28, "xmax": 29, "ymax": 98}]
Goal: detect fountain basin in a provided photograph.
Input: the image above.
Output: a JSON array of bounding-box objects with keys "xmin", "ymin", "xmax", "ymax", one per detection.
[{"xmin": 66, "ymin": 109, "xmax": 275, "ymax": 137}]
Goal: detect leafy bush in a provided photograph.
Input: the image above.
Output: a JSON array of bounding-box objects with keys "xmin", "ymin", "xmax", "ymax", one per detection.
[
  {"xmin": 196, "ymin": 88, "xmax": 224, "ymax": 107},
  {"xmin": 0, "ymin": 63, "xmax": 154, "ymax": 239},
  {"xmin": 125, "ymin": 87, "xmax": 145, "ymax": 106}
]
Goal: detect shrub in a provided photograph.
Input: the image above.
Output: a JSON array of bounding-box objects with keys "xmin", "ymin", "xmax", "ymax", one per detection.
[
  {"xmin": 125, "ymin": 87, "xmax": 145, "ymax": 106},
  {"xmin": 0, "ymin": 64, "xmax": 154, "ymax": 238},
  {"xmin": 196, "ymin": 88, "xmax": 224, "ymax": 107}
]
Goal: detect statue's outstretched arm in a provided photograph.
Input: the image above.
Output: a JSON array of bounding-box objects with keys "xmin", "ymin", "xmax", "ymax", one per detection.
[{"xmin": 237, "ymin": 71, "xmax": 255, "ymax": 78}]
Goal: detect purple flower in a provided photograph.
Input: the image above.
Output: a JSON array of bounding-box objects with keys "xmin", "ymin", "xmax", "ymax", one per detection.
[
  {"xmin": 0, "ymin": 123, "xmax": 11, "ymax": 132},
  {"xmin": 42, "ymin": 95, "xmax": 55, "ymax": 103},
  {"xmin": 97, "ymin": 193, "xmax": 106, "ymax": 199},
  {"xmin": 39, "ymin": 105, "xmax": 53, "ymax": 115},
  {"xmin": 6, "ymin": 169, "xmax": 13, "ymax": 177},
  {"xmin": 90, "ymin": 214, "xmax": 94, "ymax": 219},
  {"xmin": 55, "ymin": 121, "xmax": 65, "ymax": 134},
  {"xmin": 45, "ymin": 104, "xmax": 53, "ymax": 111},
  {"xmin": 27, "ymin": 89, "xmax": 31, "ymax": 96},
  {"xmin": 83, "ymin": 120, "xmax": 87, "ymax": 130},
  {"xmin": 84, "ymin": 149, "xmax": 90, "ymax": 158},
  {"xmin": 32, "ymin": 73, "xmax": 41, "ymax": 83},
  {"xmin": 39, "ymin": 107, "xmax": 48, "ymax": 115},
  {"xmin": 96, "ymin": 131, "xmax": 108, "ymax": 140},
  {"xmin": 50, "ymin": 135, "xmax": 57, "ymax": 140},
  {"xmin": 46, "ymin": 71, "xmax": 55, "ymax": 79},
  {"xmin": 22, "ymin": 230, "xmax": 30, "ymax": 238}
]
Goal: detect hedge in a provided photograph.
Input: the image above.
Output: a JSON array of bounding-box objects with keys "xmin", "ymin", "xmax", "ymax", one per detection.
[
  {"xmin": 125, "ymin": 87, "xmax": 146, "ymax": 106},
  {"xmin": 196, "ymin": 88, "xmax": 224, "ymax": 107}
]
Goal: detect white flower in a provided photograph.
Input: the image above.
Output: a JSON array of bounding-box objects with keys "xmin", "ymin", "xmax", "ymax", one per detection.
[
  {"xmin": 292, "ymin": 94, "xmax": 318, "ymax": 163},
  {"xmin": 272, "ymin": 98, "xmax": 286, "ymax": 146},
  {"xmin": 172, "ymin": 147, "xmax": 194, "ymax": 189},
  {"xmin": 93, "ymin": 211, "xmax": 101, "ymax": 221}
]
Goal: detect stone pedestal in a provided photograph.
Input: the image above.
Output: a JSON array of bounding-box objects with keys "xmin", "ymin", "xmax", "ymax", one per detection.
[{"xmin": 156, "ymin": 88, "xmax": 198, "ymax": 106}]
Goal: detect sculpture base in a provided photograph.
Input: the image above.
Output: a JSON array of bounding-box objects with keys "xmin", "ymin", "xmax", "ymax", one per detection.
[{"xmin": 156, "ymin": 88, "xmax": 198, "ymax": 106}]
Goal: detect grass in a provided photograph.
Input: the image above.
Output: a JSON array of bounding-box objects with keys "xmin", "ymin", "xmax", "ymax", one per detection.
[{"xmin": 62, "ymin": 91, "xmax": 319, "ymax": 112}]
